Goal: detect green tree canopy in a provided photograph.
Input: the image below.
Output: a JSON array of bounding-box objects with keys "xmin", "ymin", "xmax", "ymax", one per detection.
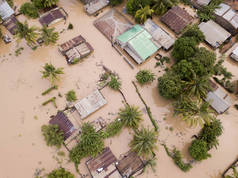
[
  {"xmin": 126, "ymin": 0, "xmax": 153, "ymax": 15},
  {"xmin": 109, "ymin": 0, "xmax": 123, "ymax": 6},
  {"xmin": 20, "ymin": 2, "xmax": 39, "ymax": 19},
  {"xmin": 135, "ymin": 5, "xmax": 154, "ymax": 24},
  {"xmin": 152, "ymin": 0, "xmax": 177, "ymax": 15},
  {"xmin": 171, "ymin": 37, "xmax": 197, "ymax": 62},
  {"xmin": 41, "ymin": 63, "xmax": 64, "ymax": 85},
  {"xmin": 181, "ymin": 25, "xmax": 205, "ymax": 44},
  {"xmin": 40, "ymin": 26, "xmax": 59, "ymax": 46},
  {"xmin": 189, "ymin": 139, "xmax": 211, "ymax": 161},
  {"xmin": 108, "ymin": 75, "xmax": 121, "ymax": 90},
  {"xmin": 136, "ymin": 70, "xmax": 155, "ymax": 85},
  {"xmin": 119, "ymin": 105, "xmax": 143, "ymax": 129},
  {"xmin": 130, "ymin": 127, "xmax": 158, "ymax": 159},
  {"xmin": 69, "ymin": 123, "xmax": 104, "ymax": 165},
  {"xmin": 65, "ymin": 90, "xmax": 77, "ymax": 102},
  {"xmin": 41, "ymin": 124, "xmax": 64, "ymax": 148},
  {"xmin": 47, "ymin": 168, "xmax": 74, "ymax": 178}
]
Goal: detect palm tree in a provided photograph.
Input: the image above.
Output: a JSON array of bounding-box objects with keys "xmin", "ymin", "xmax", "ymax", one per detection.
[
  {"xmin": 183, "ymin": 74, "xmax": 211, "ymax": 99},
  {"xmin": 135, "ymin": 5, "xmax": 154, "ymax": 24},
  {"xmin": 130, "ymin": 127, "xmax": 158, "ymax": 159},
  {"xmin": 41, "ymin": 63, "xmax": 64, "ymax": 85},
  {"xmin": 40, "ymin": 26, "xmax": 59, "ymax": 46},
  {"xmin": 119, "ymin": 105, "xmax": 143, "ymax": 129},
  {"xmin": 152, "ymin": 0, "xmax": 176, "ymax": 15},
  {"xmin": 15, "ymin": 21, "xmax": 39, "ymax": 46},
  {"xmin": 173, "ymin": 96, "xmax": 214, "ymax": 127}
]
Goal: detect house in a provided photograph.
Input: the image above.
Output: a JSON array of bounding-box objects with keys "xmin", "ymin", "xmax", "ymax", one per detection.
[
  {"xmin": 49, "ymin": 111, "xmax": 76, "ymax": 140},
  {"xmin": 84, "ymin": 0, "xmax": 109, "ymax": 15},
  {"xmin": 199, "ymin": 20, "xmax": 231, "ymax": 48},
  {"xmin": 143, "ymin": 19, "xmax": 175, "ymax": 50},
  {"xmin": 160, "ymin": 6, "xmax": 193, "ymax": 34},
  {"xmin": 190, "ymin": 0, "xmax": 211, "ymax": 9},
  {"xmin": 74, "ymin": 89, "xmax": 107, "ymax": 119},
  {"xmin": 86, "ymin": 147, "xmax": 121, "ymax": 178},
  {"xmin": 39, "ymin": 7, "xmax": 67, "ymax": 26},
  {"xmin": 230, "ymin": 45, "xmax": 238, "ymax": 61},
  {"xmin": 58, "ymin": 35, "xmax": 94, "ymax": 64},
  {"xmin": 0, "ymin": 0, "xmax": 14, "ymax": 21},
  {"xmin": 116, "ymin": 151, "xmax": 144, "ymax": 178},
  {"xmin": 205, "ymin": 81, "xmax": 232, "ymax": 114},
  {"xmin": 94, "ymin": 9, "xmax": 133, "ymax": 41},
  {"xmin": 214, "ymin": 3, "xmax": 238, "ymax": 35},
  {"xmin": 116, "ymin": 25, "xmax": 159, "ymax": 64}
]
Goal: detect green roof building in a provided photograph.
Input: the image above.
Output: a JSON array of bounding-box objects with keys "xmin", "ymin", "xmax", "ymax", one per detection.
[{"xmin": 116, "ymin": 25, "xmax": 159, "ymax": 64}]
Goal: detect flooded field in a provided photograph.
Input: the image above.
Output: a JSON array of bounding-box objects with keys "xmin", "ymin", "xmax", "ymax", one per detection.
[{"xmin": 0, "ymin": 0, "xmax": 238, "ymax": 178}]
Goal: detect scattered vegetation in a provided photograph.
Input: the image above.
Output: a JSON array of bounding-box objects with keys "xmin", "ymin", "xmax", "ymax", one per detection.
[
  {"xmin": 15, "ymin": 47, "xmax": 24, "ymax": 56},
  {"xmin": 41, "ymin": 124, "xmax": 64, "ymax": 148},
  {"xmin": 69, "ymin": 123, "xmax": 104, "ymax": 165},
  {"xmin": 20, "ymin": 2, "xmax": 39, "ymax": 19},
  {"xmin": 163, "ymin": 144, "xmax": 192, "ymax": 172},
  {"xmin": 136, "ymin": 70, "xmax": 155, "ymax": 85},
  {"xmin": 119, "ymin": 105, "xmax": 143, "ymax": 130},
  {"xmin": 40, "ymin": 26, "xmax": 59, "ymax": 45},
  {"xmin": 65, "ymin": 90, "xmax": 77, "ymax": 102},
  {"xmin": 47, "ymin": 167, "xmax": 74, "ymax": 178},
  {"xmin": 42, "ymin": 97, "xmax": 57, "ymax": 108},
  {"xmin": 67, "ymin": 23, "xmax": 74, "ymax": 30},
  {"xmin": 41, "ymin": 85, "xmax": 58, "ymax": 95},
  {"xmin": 130, "ymin": 127, "xmax": 158, "ymax": 159},
  {"xmin": 41, "ymin": 63, "xmax": 64, "ymax": 85},
  {"xmin": 108, "ymin": 75, "xmax": 121, "ymax": 90}
]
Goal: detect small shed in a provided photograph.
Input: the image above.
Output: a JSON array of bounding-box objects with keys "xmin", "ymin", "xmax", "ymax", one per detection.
[
  {"xmin": 49, "ymin": 111, "xmax": 76, "ymax": 140},
  {"xmin": 116, "ymin": 151, "xmax": 144, "ymax": 178},
  {"xmin": 2, "ymin": 15, "xmax": 18, "ymax": 34},
  {"xmin": 230, "ymin": 45, "xmax": 238, "ymax": 61},
  {"xmin": 205, "ymin": 84, "xmax": 232, "ymax": 114},
  {"xmin": 86, "ymin": 147, "xmax": 121, "ymax": 178},
  {"xmin": 0, "ymin": 0, "xmax": 14, "ymax": 21},
  {"xmin": 160, "ymin": 6, "xmax": 193, "ymax": 34},
  {"xmin": 39, "ymin": 7, "xmax": 67, "ymax": 26},
  {"xmin": 199, "ymin": 20, "xmax": 231, "ymax": 48},
  {"xmin": 74, "ymin": 89, "xmax": 107, "ymax": 119},
  {"xmin": 84, "ymin": 0, "xmax": 109, "ymax": 15},
  {"xmin": 143, "ymin": 19, "xmax": 175, "ymax": 50},
  {"xmin": 214, "ymin": 3, "xmax": 238, "ymax": 35},
  {"xmin": 116, "ymin": 25, "xmax": 159, "ymax": 64}
]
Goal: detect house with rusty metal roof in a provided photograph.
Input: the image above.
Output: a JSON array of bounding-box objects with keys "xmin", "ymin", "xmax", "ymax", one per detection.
[
  {"xmin": 116, "ymin": 151, "xmax": 144, "ymax": 178},
  {"xmin": 116, "ymin": 25, "xmax": 159, "ymax": 64},
  {"xmin": 86, "ymin": 147, "xmax": 121, "ymax": 178},
  {"xmin": 160, "ymin": 6, "xmax": 193, "ymax": 34},
  {"xmin": 84, "ymin": 0, "xmax": 109, "ymax": 15},
  {"xmin": 199, "ymin": 20, "xmax": 231, "ymax": 48},
  {"xmin": 74, "ymin": 89, "xmax": 107, "ymax": 119},
  {"xmin": 49, "ymin": 111, "xmax": 76, "ymax": 140},
  {"xmin": 214, "ymin": 3, "xmax": 238, "ymax": 35}
]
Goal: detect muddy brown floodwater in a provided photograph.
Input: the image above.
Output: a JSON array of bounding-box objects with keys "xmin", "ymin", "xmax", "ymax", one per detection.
[{"xmin": 0, "ymin": 0, "xmax": 238, "ymax": 178}]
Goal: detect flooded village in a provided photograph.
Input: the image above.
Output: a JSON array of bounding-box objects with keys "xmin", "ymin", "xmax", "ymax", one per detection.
[{"xmin": 1, "ymin": 0, "xmax": 238, "ymax": 177}]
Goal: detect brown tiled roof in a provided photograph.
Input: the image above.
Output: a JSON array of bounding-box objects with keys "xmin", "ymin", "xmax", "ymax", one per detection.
[
  {"xmin": 49, "ymin": 111, "xmax": 75, "ymax": 140},
  {"xmin": 86, "ymin": 147, "xmax": 117, "ymax": 174},
  {"xmin": 161, "ymin": 6, "xmax": 193, "ymax": 34},
  {"xmin": 116, "ymin": 151, "xmax": 144, "ymax": 177}
]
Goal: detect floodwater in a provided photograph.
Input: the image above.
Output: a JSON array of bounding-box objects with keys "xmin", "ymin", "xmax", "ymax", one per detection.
[{"xmin": 0, "ymin": 0, "xmax": 238, "ymax": 178}]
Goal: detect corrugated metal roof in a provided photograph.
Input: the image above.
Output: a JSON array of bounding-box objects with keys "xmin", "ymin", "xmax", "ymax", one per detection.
[
  {"xmin": 84, "ymin": 0, "xmax": 109, "ymax": 15},
  {"xmin": 199, "ymin": 20, "xmax": 231, "ymax": 48},
  {"xmin": 215, "ymin": 3, "xmax": 230, "ymax": 16},
  {"xmin": 116, "ymin": 25, "xmax": 143, "ymax": 44},
  {"xmin": 74, "ymin": 89, "xmax": 107, "ymax": 119},
  {"xmin": 205, "ymin": 88, "xmax": 232, "ymax": 114},
  {"xmin": 143, "ymin": 19, "xmax": 175, "ymax": 50},
  {"xmin": 196, "ymin": 0, "xmax": 211, "ymax": 6},
  {"xmin": 0, "ymin": 0, "xmax": 14, "ymax": 20}
]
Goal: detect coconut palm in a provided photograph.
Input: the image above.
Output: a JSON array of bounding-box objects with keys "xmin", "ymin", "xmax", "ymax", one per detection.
[
  {"xmin": 135, "ymin": 5, "xmax": 154, "ymax": 24},
  {"xmin": 40, "ymin": 26, "xmax": 59, "ymax": 46},
  {"xmin": 15, "ymin": 21, "xmax": 39, "ymax": 46},
  {"xmin": 42, "ymin": 0, "xmax": 59, "ymax": 8},
  {"xmin": 173, "ymin": 96, "xmax": 214, "ymax": 127},
  {"xmin": 41, "ymin": 63, "xmax": 64, "ymax": 85},
  {"xmin": 130, "ymin": 127, "xmax": 158, "ymax": 159},
  {"xmin": 152, "ymin": 0, "xmax": 176, "ymax": 15},
  {"xmin": 119, "ymin": 105, "xmax": 143, "ymax": 129}
]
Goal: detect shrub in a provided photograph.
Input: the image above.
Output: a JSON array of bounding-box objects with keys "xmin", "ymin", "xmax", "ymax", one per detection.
[
  {"xmin": 65, "ymin": 90, "xmax": 77, "ymax": 102},
  {"xmin": 109, "ymin": 0, "xmax": 123, "ymax": 6},
  {"xmin": 189, "ymin": 139, "xmax": 211, "ymax": 161},
  {"xmin": 108, "ymin": 75, "xmax": 121, "ymax": 90},
  {"xmin": 67, "ymin": 23, "xmax": 73, "ymax": 30},
  {"xmin": 47, "ymin": 168, "xmax": 74, "ymax": 178},
  {"xmin": 136, "ymin": 70, "xmax": 155, "ymax": 85},
  {"xmin": 41, "ymin": 124, "xmax": 64, "ymax": 148},
  {"xmin": 20, "ymin": 2, "xmax": 39, "ymax": 19}
]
